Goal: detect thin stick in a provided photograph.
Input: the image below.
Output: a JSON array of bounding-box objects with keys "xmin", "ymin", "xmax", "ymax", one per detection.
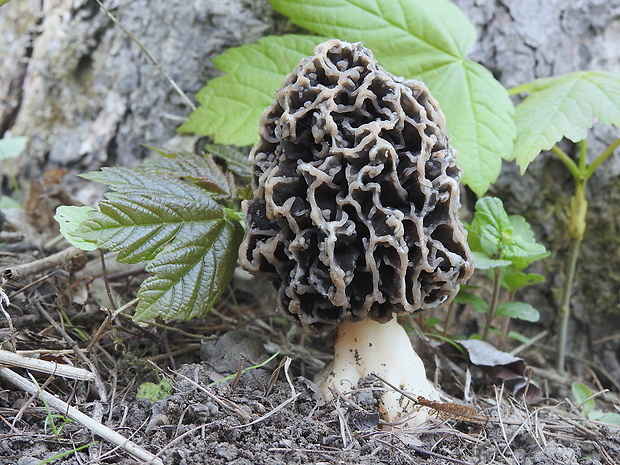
[
  {"xmin": 93, "ymin": 0, "xmax": 196, "ymax": 111},
  {"xmin": 1, "ymin": 246, "xmax": 84, "ymax": 281},
  {"xmin": 0, "ymin": 367, "xmax": 163, "ymax": 464},
  {"xmin": 0, "ymin": 349, "xmax": 95, "ymax": 381},
  {"xmin": 35, "ymin": 301, "xmax": 108, "ymax": 402},
  {"xmin": 99, "ymin": 250, "xmax": 117, "ymax": 311}
]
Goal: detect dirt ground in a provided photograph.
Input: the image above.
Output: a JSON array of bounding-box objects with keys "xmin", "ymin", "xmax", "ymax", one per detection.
[{"xmin": 1, "ymin": 211, "xmax": 620, "ymax": 465}]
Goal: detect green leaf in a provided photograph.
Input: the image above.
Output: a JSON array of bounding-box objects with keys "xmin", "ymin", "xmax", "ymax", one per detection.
[
  {"xmin": 501, "ymin": 272, "xmax": 545, "ymax": 292},
  {"xmin": 178, "ymin": 35, "xmax": 322, "ymax": 146},
  {"xmin": 143, "ymin": 152, "xmax": 237, "ymax": 201},
  {"xmin": 471, "ymin": 251, "xmax": 512, "ymax": 270},
  {"xmin": 416, "ymin": 60, "xmax": 515, "ymax": 195},
  {"xmin": 572, "ymin": 382, "xmax": 595, "ymax": 416},
  {"xmin": 54, "ymin": 206, "xmax": 99, "ymax": 251},
  {"xmin": 454, "ymin": 291, "xmax": 488, "ymax": 314},
  {"xmin": 514, "ymin": 71, "xmax": 620, "ymax": 172},
  {"xmin": 507, "ymin": 215, "xmax": 548, "ymax": 260},
  {"xmin": 206, "ymin": 144, "xmax": 252, "ymax": 179},
  {"xmin": 0, "ymin": 136, "xmax": 28, "ymax": 160},
  {"xmin": 269, "ymin": 0, "xmax": 515, "ymax": 195},
  {"xmin": 270, "ymin": 0, "xmax": 476, "ymax": 66},
  {"xmin": 590, "ymin": 412, "xmax": 620, "ymax": 427},
  {"xmin": 507, "ymin": 331, "xmax": 532, "ymax": 344},
  {"xmin": 135, "ymin": 219, "xmax": 244, "ymax": 321},
  {"xmin": 468, "ymin": 197, "xmax": 547, "ymax": 261},
  {"xmin": 0, "ymin": 196, "xmax": 20, "ymax": 209},
  {"xmin": 495, "ymin": 301, "xmax": 540, "ymax": 322},
  {"xmin": 424, "ymin": 317, "xmax": 443, "ymax": 328},
  {"xmin": 78, "ymin": 166, "xmax": 245, "ymax": 321}
]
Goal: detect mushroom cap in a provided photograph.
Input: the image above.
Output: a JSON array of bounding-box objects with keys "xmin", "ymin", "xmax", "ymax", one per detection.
[{"xmin": 239, "ymin": 39, "xmax": 474, "ymax": 333}]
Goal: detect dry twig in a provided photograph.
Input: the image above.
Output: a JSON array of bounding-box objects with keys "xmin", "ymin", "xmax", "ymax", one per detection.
[
  {"xmin": 0, "ymin": 349, "xmax": 95, "ymax": 381},
  {"xmin": 0, "ymin": 367, "xmax": 163, "ymax": 465},
  {"xmin": 1, "ymin": 246, "xmax": 84, "ymax": 281}
]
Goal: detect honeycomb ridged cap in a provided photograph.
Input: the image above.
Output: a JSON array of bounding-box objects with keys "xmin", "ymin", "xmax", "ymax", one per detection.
[{"xmin": 239, "ymin": 39, "xmax": 474, "ymax": 333}]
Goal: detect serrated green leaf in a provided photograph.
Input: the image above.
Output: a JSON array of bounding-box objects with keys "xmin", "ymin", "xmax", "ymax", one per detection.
[
  {"xmin": 206, "ymin": 144, "xmax": 252, "ymax": 179},
  {"xmin": 572, "ymin": 382, "xmax": 595, "ymax": 416},
  {"xmin": 507, "ymin": 215, "xmax": 548, "ymax": 258},
  {"xmin": 454, "ymin": 291, "xmax": 488, "ymax": 314},
  {"xmin": 178, "ymin": 35, "xmax": 322, "ymax": 146},
  {"xmin": 80, "ymin": 191, "xmax": 224, "ymax": 263},
  {"xmin": 0, "ymin": 136, "xmax": 28, "ymax": 160},
  {"xmin": 270, "ymin": 0, "xmax": 515, "ymax": 195},
  {"xmin": 270, "ymin": 0, "xmax": 475, "ymax": 67},
  {"xmin": 144, "ymin": 152, "xmax": 237, "ymax": 201},
  {"xmin": 134, "ymin": 219, "xmax": 244, "ymax": 321},
  {"xmin": 79, "ymin": 163, "xmax": 245, "ymax": 322},
  {"xmin": 419, "ymin": 61, "xmax": 515, "ymax": 195},
  {"xmin": 495, "ymin": 301, "xmax": 540, "ymax": 322},
  {"xmin": 514, "ymin": 71, "xmax": 620, "ymax": 172},
  {"xmin": 81, "ymin": 167, "xmax": 206, "ymax": 198},
  {"xmin": 54, "ymin": 206, "xmax": 99, "ymax": 251}
]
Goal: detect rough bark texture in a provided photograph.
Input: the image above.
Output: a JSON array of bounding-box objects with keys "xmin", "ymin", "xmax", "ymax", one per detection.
[
  {"xmin": 1, "ymin": 0, "xmax": 619, "ymax": 376},
  {"xmin": 1, "ymin": 0, "xmax": 277, "ymax": 201}
]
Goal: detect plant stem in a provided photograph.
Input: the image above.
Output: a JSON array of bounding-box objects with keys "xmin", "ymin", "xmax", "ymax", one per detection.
[
  {"xmin": 499, "ymin": 290, "xmax": 516, "ymax": 350},
  {"xmin": 585, "ymin": 137, "xmax": 620, "ymax": 178},
  {"xmin": 443, "ymin": 301, "xmax": 455, "ymax": 337},
  {"xmin": 482, "ymin": 268, "xmax": 502, "ymax": 341},
  {"xmin": 551, "ymin": 145, "xmax": 580, "ymax": 179},
  {"xmin": 556, "ymin": 237, "xmax": 582, "ymax": 372},
  {"xmin": 552, "ymin": 137, "xmax": 618, "ymax": 372},
  {"xmin": 555, "ymin": 142, "xmax": 589, "ymax": 373}
]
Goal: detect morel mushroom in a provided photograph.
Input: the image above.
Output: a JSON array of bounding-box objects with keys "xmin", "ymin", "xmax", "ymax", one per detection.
[{"xmin": 239, "ymin": 39, "xmax": 474, "ymax": 425}]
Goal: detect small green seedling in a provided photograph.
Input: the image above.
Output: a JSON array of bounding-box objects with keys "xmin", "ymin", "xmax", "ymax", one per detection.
[
  {"xmin": 572, "ymin": 382, "xmax": 620, "ymax": 427},
  {"xmin": 456, "ymin": 197, "xmax": 548, "ymax": 342},
  {"xmin": 37, "ymin": 442, "xmax": 95, "ymax": 465},
  {"xmin": 29, "ymin": 374, "xmax": 74, "ymax": 436}
]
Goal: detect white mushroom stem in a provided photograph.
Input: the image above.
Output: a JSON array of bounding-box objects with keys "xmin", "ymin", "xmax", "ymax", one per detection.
[{"xmin": 318, "ymin": 316, "xmax": 440, "ymax": 426}]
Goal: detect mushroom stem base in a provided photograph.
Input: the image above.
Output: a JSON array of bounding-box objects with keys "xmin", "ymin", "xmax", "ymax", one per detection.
[{"xmin": 317, "ymin": 316, "xmax": 440, "ymax": 426}]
